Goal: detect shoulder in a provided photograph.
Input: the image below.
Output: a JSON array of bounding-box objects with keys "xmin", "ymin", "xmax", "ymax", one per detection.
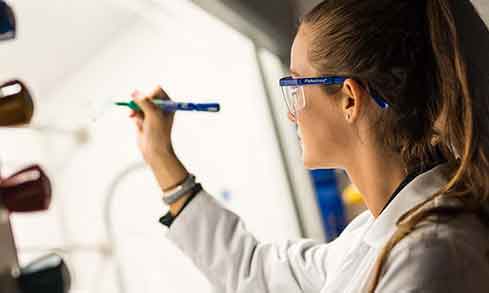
[
  {"xmin": 396, "ymin": 209, "xmax": 488, "ymax": 249},
  {"xmin": 327, "ymin": 210, "xmax": 372, "ymax": 252},
  {"xmin": 377, "ymin": 211, "xmax": 489, "ymax": 293},
  {"xmin": 329, "ymin": 210, "xmax": 371, "ymax": 247},
  {"xmin": 343, "ymin": 210, "xmax": 372, "ymax": 234}
]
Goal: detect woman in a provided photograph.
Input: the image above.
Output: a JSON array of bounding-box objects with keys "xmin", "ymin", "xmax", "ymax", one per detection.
[{"xmin": 129, "ymin": 0, "xmax": 489, "ymax": 292}]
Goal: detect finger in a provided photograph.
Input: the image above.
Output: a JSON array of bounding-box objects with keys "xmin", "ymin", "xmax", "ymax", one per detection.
[
  {"xmin": 150, "ymin": 86, "xmax": 178, "ymax": 121},
  {"xmin": 131, "ymin": 116, "xmax": 143, "ymax": 132},
  {"xmin": 130, "ymin": 90, "xmax": 150, "ymax": 117},
  {"xmin": 129, "ymin": 109, "xmax": 138, "ymax": 118},
  {"xmin": 131, "ymin": 113, "xmax": 143, "ymax": 124},
  {"xmin": 131, "ymin": 90, "xmax": 144, "ymax": 100},
  {"xmin": 131, "ymin": 90, "xmax": 147, "ymax": 116},
  {"xmin": 149, "ymin": 86, "xmax": 172, "ymax": 102},
  {"xmin": 129, "ymin": 107, "xmax": 144, "ymax": 120},
  {"xmin": 133, "ymin": 97, "xmax": 159, "ymax": 118}
]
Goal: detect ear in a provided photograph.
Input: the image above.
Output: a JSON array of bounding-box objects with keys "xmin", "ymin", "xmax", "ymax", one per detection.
[{"xmin": 340, "ymin": 79, "xmax": 368, "ymax": 123}]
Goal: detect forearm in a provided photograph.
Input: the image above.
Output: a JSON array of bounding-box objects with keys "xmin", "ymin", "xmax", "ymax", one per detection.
[
  {"xmin": 166, "ymin": 190, "xmax": 328, "ymax": 293},
  {"xmin": 148, "ymin": 149, "xmax": 192, "ymax": 216}
]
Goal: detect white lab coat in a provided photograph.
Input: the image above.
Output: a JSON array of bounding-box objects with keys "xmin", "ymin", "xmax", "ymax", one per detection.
[{"xmin": 165, "ymin": 163, "xmax": 489, "ymax": 292}]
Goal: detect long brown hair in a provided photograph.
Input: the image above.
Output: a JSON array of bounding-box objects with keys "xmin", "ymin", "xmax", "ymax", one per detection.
[{"xmin": 301, "ymin": 0, "xmax": 489, "ymax": 291}]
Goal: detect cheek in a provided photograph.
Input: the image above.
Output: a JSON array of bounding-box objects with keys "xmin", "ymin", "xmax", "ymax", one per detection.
[{"xmin": 297, "ymin": 88, "xmax": 348, "ymax": 168}]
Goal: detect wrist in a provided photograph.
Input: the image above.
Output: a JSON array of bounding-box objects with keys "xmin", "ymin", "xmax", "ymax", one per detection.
[
  {"xmin": 162, "ymin": 173, "xmax": 188, "ymax": 192},
  {"xmin": 169, "ymin": 183, "xmax": 202, "ymax": 216},
  {"xmin": 149, "ymin": 156, "xmax": 189, "ymax": 191},
  {"xmin": 147, "ymin": 145, "xmax": 176, "ymax": 167},
  {"xmin": 169, "ymin": 193, "xmax": 192, "ymax": 216}
]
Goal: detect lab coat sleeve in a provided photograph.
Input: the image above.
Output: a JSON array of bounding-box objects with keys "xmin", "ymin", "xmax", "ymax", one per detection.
[{"xmin": 166, "ymin": 189, "xmax": 329, "ymax": 293}]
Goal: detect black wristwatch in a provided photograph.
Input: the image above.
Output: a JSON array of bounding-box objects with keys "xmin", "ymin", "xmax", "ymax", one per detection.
[{"xmin": 159, "ymin": 183, "xmax": 203, "ymax": 227}]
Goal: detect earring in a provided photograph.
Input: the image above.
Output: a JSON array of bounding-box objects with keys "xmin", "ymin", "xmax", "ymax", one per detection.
[{"xmin": 346, "ymin": 114, "xmax": 351, "ymax": 120}]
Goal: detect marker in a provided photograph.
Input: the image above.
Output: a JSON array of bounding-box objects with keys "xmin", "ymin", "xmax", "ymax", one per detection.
[{"xmin": 115, "ymin": 100, "xmax": 220, "ymax": 112}]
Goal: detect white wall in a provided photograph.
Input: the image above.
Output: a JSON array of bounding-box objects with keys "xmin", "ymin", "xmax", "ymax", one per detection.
[
  {"xmin": 0, "ymin": 0, "xmax": 137, "ymax": 97},
  {"xmin": 3, "ymin": 1, "xmax": 307, "ymax": 292}
]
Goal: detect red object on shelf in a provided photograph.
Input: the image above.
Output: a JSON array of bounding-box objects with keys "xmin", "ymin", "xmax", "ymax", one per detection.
[
  {"xmin": 0, "ymin": 165, "xmax": 52, "ymax": 213},
  {"xmin": 0, "ymin": 79, "xmax": 34, "ymax": 126}
]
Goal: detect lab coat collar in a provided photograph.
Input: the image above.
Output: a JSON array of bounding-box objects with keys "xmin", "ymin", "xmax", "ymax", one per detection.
[{"xmin": 362, "ymin": 163, "xmax": 450, "ymax": 248}]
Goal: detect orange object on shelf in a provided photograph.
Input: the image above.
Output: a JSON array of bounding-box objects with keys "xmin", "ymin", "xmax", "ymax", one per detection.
[{"xmin": 342, "ymin": 184, "xmax": 367, "ymax": 221}]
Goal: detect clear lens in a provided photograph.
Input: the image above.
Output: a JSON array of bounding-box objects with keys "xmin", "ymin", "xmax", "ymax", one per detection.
[{"xmin": 281, "ymin": 85, "xmax": 305, "ymax": 117}]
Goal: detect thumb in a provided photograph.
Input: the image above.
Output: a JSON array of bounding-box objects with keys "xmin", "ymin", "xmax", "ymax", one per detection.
[
  {"xmin": 148, "ymin": 86, "xmax": 171, "ymax": 102},
  {"xmin": 133, "ymin": 97, "xmax": 160, "ymax": 120}
]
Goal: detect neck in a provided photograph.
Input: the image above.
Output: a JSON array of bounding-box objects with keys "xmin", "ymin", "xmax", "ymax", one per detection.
[{"xmin": 344, "ymin": 147, "xmax": 407, "ymax": 218}]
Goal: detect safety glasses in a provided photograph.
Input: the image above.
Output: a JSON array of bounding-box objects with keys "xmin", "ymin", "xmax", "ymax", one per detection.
[
  {"xmin": 0, "ymin": 0, "xmax": 15, "ymax": 41},
  {"xmin": 279, "ymin": 76, "xmax": 389, "ymax": 118}
]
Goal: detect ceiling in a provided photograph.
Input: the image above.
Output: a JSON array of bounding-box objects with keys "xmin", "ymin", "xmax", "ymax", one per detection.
[
  {"xmin": 296, "ymin": 0, "xmax": 489, "ymax": 23},
  {"xmin": 191, "ymin": 0, "xmax": 489, "ymax": 62}
]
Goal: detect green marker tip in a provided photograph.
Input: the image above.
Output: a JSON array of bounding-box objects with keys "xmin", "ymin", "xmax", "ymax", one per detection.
[{"xmin": 114, "ymin": 101, "xmax": 140, "ymax": 111}]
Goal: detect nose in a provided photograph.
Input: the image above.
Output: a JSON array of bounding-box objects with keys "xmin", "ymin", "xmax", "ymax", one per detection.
[{"xmin": 287, "ymin": 112, "xmax": 296, "ymax": 123}]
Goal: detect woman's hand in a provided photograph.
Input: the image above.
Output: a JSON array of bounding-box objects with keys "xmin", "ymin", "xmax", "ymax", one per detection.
[
  {"xmin": 130, "ymin": 86, "xmax": 190, "ymax": 196},
  {"xmin": 130, "ymin": 87, "xmax": 175, "ymax": 168}
]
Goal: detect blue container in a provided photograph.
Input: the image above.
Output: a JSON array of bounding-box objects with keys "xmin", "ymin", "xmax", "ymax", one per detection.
[{"xmin": 310, "ymin": 169, "xmax": 346, "ymax": 241}]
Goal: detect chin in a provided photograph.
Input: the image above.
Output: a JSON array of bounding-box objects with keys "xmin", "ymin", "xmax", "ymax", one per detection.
[
  {"xmin": 302, "ymin": 151, "xmax": 321, "ymax": 170},
  {"xmin": 302, "ymin": 148, "xmax": 338, "ymax": 170}
]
